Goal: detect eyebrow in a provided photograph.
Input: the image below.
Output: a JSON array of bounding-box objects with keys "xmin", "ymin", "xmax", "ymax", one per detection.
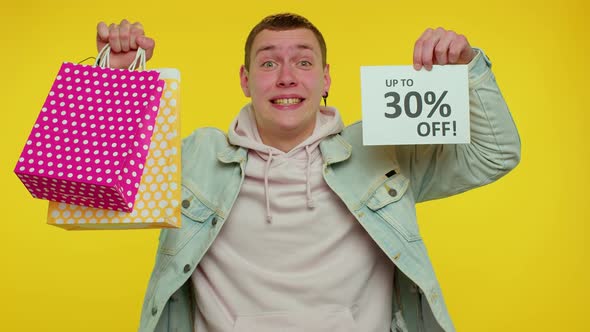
[{"xmin": 255, "ymin": 44, "xmax": 315, "ymax": 57}]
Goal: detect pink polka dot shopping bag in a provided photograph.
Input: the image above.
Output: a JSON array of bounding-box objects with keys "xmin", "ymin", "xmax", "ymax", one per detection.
[{"xmin": 15, "ymin": 46, "xmax": 182, "ymax": 229}]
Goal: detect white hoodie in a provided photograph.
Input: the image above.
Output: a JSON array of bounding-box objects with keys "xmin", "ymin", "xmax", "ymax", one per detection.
[{"xmin": 191, "ymin": 104, "xmax": 394, "ymax": 332}]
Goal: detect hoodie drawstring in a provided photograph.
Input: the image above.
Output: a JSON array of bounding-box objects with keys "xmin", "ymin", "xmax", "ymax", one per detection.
[
  {"xmin": 264, "ymin": 146, "xmax": 315, "ymax": 223},
  {"xmin": 305, "ymin": 145, "xmax": 315, "ymax": 209},
  {"xmin": 264, "ymin": 149, "xmax": 273, "ymax": 223}
]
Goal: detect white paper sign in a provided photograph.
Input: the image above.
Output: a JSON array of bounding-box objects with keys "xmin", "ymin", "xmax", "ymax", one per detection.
[{"xmin": 360, "ymin": 65, "xmax": 469, "ymax": 145}]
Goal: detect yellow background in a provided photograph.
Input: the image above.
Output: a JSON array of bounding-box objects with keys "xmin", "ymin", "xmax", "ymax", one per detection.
[{"xmin": 1, "ymin": 0, "xmax": 587, "ymax": 331}]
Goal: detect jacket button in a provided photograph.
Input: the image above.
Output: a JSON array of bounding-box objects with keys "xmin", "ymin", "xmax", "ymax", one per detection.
[
  {"xmin": 183, "ymin": 264, "xmax": 191, "ymax": 273},
  {"xmin": 151, "ymin": 306, "xmax": 158, "ymax": 316},
  {"xmin": 388, "ymin": 189, "xmax": 397, "ymax": 197},
  {"xmin": 212, "ymin": 217, "xmax": 218, "ymax": 226},
  {"xmin": 181, "ymin": 200, "xmax": 190, "ymax": 208}
]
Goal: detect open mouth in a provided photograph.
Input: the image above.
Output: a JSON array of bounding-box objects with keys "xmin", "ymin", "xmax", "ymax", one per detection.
[{"xmin": 271, "ymin": 98, "xmax": 304, "ymax": 105}]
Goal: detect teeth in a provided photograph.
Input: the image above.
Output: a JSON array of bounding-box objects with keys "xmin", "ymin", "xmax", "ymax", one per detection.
[{"xmin": 273, "ymin": 98, "xmax": 302, "ymax": 105}]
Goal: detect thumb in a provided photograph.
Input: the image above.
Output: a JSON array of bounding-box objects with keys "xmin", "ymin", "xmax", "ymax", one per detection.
[{"xmin": 136, "ymin": 36, "xmax": 156, "ymax": 61}]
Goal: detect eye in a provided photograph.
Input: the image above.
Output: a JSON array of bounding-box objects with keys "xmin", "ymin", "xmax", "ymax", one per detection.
[
  {"xmin": 261, "ymin": 61, "xmax": 276, "ymax": 68},
  {"xmin": 299, "ymin": 60, "xmax": 312, "ymax": 67}
]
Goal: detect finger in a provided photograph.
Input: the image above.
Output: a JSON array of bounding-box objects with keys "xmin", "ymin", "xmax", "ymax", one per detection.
[
  {"xmin": 413, "ymin": 40, "xmax": 424, "ymax": 70},
  {"xmin": 137, "ymin": 36, "xmax": 156, "ymax": 61},
  {"xmin": 448, "ymin": 34, "xmax": 470, "ymax": 64},
  {"xmin": 434, "ymin": 30, "xmax": 456, "ymax": 65},
  {"xmin": 421, "ymin": 28, "xmax": 444, "ymax": 71},
  {"xmin": 108, "ymin": 23, "xmax": 121, "ymax": 53},
  {"xmin": 413, "ymin": 28, "xmax": 433, "ymax": 70},
  {"xmin": 129, "ymin": 22, "xmax": 145, "ymax": 50},
  {"xmin": 96, "ymin": 22, "xmax": 109, "ymax": 52},
  {"xmin": 96, "ymin": 22, "xmax": 110, "ymax": 42},
  {"xmin": 119, "ymin": 19, "xmax": 131, "ymax": 52}
]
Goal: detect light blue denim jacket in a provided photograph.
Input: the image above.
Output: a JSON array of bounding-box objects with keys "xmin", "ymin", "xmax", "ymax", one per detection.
[{"xmin": 138, "ymin": 50, "xmax": 520, "ymax": 332}]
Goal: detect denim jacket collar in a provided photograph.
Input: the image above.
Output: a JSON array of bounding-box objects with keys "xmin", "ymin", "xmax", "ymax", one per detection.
[
  {"xmin": 217, "ymin": 145, "xmax": 248, "ymax": 164},
  {"xmin": 319, "ymin": 134, "xmax": 352, "ymax": 165}
]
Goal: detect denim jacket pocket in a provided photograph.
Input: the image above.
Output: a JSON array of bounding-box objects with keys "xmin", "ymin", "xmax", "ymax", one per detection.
[
  {"xmin": 180, "ymin": 185, "xmax": 217, "ymax": 222},
  {"xmin": 365, "ymin": 173, "xmax": 421, "ymax": 242},
  {"xmin": 158, "ymin": 185, "xmax": 215, "ymax": 255}
]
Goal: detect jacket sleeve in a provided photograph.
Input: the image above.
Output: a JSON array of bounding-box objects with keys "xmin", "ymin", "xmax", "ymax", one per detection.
[{"xmin": 395, "ymin": 49, "xmax": 521, "ymax": 203}]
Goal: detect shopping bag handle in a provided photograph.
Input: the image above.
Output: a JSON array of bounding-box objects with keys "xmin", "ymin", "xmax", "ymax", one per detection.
[{"xmin": 94, "ymin": 44, "xmax": 146, "ymax": 71}]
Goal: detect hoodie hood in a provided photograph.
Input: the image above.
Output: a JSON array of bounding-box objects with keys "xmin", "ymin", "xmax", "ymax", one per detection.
[
  {"xmin": 228, "ymin": 103, "xmax": 344, "ymax": 222},
  {"xmin": 228, "ymin": 103, "xmax": 344, "ymax": 157}
]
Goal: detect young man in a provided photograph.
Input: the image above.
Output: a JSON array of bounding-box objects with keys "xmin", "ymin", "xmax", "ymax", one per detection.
[{"xmin": 97, "ymin": 13, "xmax": 520, "ymax": 332}]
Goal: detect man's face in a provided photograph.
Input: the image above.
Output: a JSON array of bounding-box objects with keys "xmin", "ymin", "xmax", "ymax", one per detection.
[{"xmin": 240, "ymin": 28, "xmax": 330, "ymax": 147}]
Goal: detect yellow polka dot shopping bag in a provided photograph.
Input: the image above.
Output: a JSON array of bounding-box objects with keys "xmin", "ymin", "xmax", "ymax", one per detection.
[{"xmin": 15, "ymin": 46, "xmax": 182, "ymax": 229}]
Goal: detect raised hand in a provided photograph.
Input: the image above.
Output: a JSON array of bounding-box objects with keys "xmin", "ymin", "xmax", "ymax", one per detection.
[
  {"xmin": 413, "ymin": 27, "xmax": 476, "ymax": 71},
  {"xmin": 96, "ymin": 19, "xmax": 155, "ymax": 69}
]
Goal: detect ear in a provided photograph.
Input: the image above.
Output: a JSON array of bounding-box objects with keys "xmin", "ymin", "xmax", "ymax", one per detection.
[
  {"xmin": 323, "ymin": 64, "xmax": 331, "ymax": 96},
  {"xmin": 240, "ymin": 65, "xmax": 251, "ymax": 97}
]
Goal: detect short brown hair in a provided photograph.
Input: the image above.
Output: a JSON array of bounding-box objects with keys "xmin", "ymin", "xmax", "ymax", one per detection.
[{"xmin": 244, "ymin": 13, "xmax": 327, "ymax": 70}]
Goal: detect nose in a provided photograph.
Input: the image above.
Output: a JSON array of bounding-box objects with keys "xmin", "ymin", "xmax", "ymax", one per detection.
[{"xmin": 276, "ymin": 65, "xmax": 297, "ymax": 88}]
